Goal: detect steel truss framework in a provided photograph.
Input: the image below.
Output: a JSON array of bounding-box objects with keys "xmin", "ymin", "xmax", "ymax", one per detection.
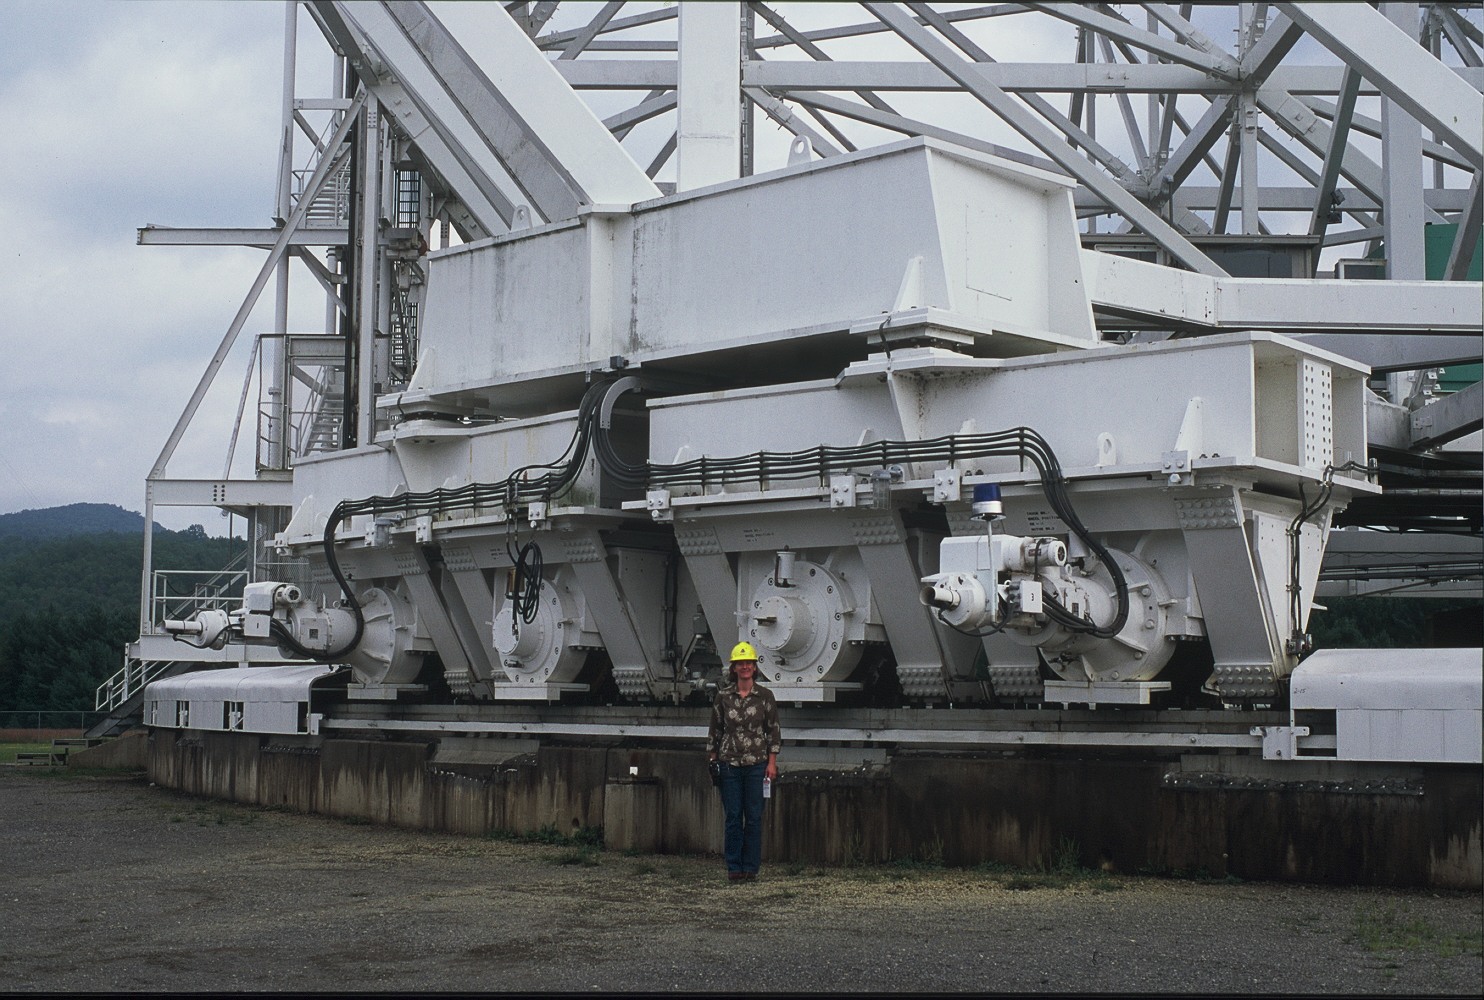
[{"xmin": 118, "ymin": 1, "xmax": 1482, "ymax": 713}]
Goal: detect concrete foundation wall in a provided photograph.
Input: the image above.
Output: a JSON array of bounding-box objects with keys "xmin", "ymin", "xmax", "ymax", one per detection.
[{"xmin": 147, "ymin": 730, "xmax": 1481, "ymax": 889}]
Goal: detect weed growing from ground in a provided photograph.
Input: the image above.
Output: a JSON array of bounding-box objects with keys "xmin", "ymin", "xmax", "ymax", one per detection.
[
  {"xmin": 488, "ymin": 823, "xmax": 605, "ymax": 848},
  {"xmin": 1353, "ymin": 904, "xmax": 1483, "ymax": 958}
]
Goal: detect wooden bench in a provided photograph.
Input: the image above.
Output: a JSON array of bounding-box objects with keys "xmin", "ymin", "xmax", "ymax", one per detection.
[{"xmin": 15, "ymin": 750, "xmax": 66, "ymax": 765}]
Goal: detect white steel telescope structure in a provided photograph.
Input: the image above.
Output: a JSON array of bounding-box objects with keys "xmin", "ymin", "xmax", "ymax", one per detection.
[{"xmin": 103, "ymin": 2, "xmax": 1481, "ymax": 745}]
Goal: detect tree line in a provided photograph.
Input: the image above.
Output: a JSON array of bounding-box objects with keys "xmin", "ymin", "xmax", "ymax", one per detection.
[{"xmin": 0, "ymin": 525, "xmax": 243, "ymax": 713}]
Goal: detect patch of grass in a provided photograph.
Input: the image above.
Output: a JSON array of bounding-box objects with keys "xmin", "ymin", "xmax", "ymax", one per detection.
[
  {"xmin": 1144, "ymin": 865, "xmax": 1244, "ymax": 884},
  {"xmin": 0, "ymin": 742, "xmax": 52, "ymax": 764},
  {"xmin": 488, "ymin": 822, "xmax": 605, "ymax": 849},
  {"xmin": 966, "ymin": 843, "xmax": 1125, "ymax": 893},
  {"xmin": 1353, "ymin": 905, "xmax": 1483, "ymax": 958},
  {"xmin": 1048, "ymin": 836, "xmax": 1081, "ymax": 875},
  {"xmin": 179, "ymin": 804, "xmax": 257, "ymax": 827},
  {"xmin": 551, "ymin": 846, "xmax": 601, "ymax": 867},
  {"xmin": 841, "ymin": 829, "xmax": 868, "ymax": 867},
  {"xmin": 22, "ymin": 765, "xmax": 145, "ymax": 779},
  {"xmin": 893, "ymin": 835, "xmax": 946, "ymax": 870}
]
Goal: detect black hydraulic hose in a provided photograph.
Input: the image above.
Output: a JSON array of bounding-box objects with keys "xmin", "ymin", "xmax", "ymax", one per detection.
[{"xmin": 314, "ymin": 378, "xmax": 1129, "ymax": 645}]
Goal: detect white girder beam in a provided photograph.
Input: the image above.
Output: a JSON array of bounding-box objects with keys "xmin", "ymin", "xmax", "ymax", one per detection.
[
  {"xmin": 1153, "ymin": 186, "xmax": 1473, "ymax": 214},
  {"xmin": 535, "ymin": 5, "xmax": 676, "ymax": 49},
  {"xmin": 319, "ymin": 1, "xmax": 658, "ymax": 225},
  {"xmin": 554, "ymin": 0, "xmax": 624, "ymax": 60},
  {"xmin": 1256, "ymin": 84, "xmax": 1392, "ymax": 217},
  {"xmin": 374, "ymin": 1, "xmax": 659, "ymax": 210},
  {"xmin": 1292, "ymin": 334, "xmax": 1484, "ymax": 373},
  {"xmin": 1411, "ymin": 381, "xmax": 1484, "ymax": 451},
  {"xmin": 789, "ymin": 90, "xmax": 1058, "ymax": 170},
  {"xmin": 553, "ymin": 60, "xmax": 1484, "ymax": 94},
  {"xmin": 1437, "ymin": 4, "xmax": 1483, "ymax": 68},
  {"xmin": 1083, "ymin": 249, "xmax": 1484, "ymax": 334},
  {"xmin": 742, "ymin": 89, "xmax": 845, "ymax": 158},
  {"xmin": 310, "ymin": 1, "xmax": 513, "ymax": 234},
  {"xmin": 137, "ymin": 226, "xmax": 349, "ymax": 246},
  {"xmin": 1277, "ymin": 2, "xmax": 1484, "ymax": 170},
  {"xmin": 1380, "ymin": 3, "xmax": 1429, "ymax": 282},
  {"xmin": 148, "ymin": 478, "xmax": 295, "ymax": 507},
  {"xmin": 602, "ymin": 91, "xmax": 678, "ymax": 135}
]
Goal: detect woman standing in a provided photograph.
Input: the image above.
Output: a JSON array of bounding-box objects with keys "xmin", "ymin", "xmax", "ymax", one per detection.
[{"xmin": 707, "ymin": 641, "xmax": 781, "ymax": 882}]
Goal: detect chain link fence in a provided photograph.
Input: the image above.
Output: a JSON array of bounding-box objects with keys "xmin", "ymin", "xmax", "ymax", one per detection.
[{"xmin": 0, "ymin": 711, "xmax": 108, "ymax": 740}]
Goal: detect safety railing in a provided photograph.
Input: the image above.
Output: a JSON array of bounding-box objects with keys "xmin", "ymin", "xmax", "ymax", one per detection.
[
  {"xmin": 147, "ymin": 569, "xmax": 248, "ymax": 637},
  {"xmin": 95, "ymin": 659, "xmax": 171, "ymax": 713}
]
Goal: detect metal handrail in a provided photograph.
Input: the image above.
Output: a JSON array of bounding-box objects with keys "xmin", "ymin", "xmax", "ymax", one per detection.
[{"xmin": 148, "ymin": 569, "xmax": 249, "ymax": 636}]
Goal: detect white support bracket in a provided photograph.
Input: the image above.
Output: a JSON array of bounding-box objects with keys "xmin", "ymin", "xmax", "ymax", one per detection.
[{"xmin": 1252, "ymin": 725, "xmax": 1310, "ymax": 761}]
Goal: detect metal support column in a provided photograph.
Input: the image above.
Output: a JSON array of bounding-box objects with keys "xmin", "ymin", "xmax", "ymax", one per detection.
[{"xmin": 677, "ymin": 1, "xmax": 742, "ymax": 191}]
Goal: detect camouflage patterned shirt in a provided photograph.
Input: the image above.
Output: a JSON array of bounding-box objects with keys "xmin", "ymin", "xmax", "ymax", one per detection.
[{"xmin": 708, "ymin": 684, "xmax": 782, "ymax": 766}]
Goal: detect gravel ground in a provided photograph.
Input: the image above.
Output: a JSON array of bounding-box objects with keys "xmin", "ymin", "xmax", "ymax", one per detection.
[{"xmin": 1, "ymin": 768, "xmax": 1479, "ymax": 995}]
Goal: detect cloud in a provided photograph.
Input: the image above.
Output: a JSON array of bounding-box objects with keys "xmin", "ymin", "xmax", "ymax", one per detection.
[{"xmin": 0, "ymin": 2, "xmax": 295, "ymax": 528}]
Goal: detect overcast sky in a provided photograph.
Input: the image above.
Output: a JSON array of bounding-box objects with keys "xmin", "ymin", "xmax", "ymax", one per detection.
[{"xmin": 2, "ymin": 1, "xmax": 292, "ymax": 530}]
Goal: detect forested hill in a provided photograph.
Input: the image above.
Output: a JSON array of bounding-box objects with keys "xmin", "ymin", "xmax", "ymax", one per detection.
[
  {"xmin": 0, "ymin": 506, "xmax": 246, "ymax": 713},
  {"xmin": 0, "ymin": 502, "xmax": 160, "ymax": 539},
  {"xmin": 0, "ymin": 507, "xmax": 241, "ymax": 623}
]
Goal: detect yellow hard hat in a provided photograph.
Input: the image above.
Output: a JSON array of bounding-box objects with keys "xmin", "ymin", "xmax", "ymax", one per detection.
[{"xmin": 729, "ymin": 641, "xmax": 758, "ymax": 662}]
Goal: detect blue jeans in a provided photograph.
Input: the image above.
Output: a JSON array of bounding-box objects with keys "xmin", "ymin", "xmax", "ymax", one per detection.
[{"xmin": 718, "ymin": 761, "xmax": 766, "ymax": 874}]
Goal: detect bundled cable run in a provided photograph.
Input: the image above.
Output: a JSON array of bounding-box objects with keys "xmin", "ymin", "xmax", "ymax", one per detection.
[
  {"xmin": 1286, "ymin": 459, "xmax": 1373, "ymax": 653},
  {"xmin": 311, "ymin": 378, "xmax": 1132, "ymax": 658}
]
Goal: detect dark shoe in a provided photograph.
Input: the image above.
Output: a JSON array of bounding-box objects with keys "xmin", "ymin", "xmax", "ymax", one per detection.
[
  {"xmin": 727, "ymin": 872, "xmax": 744, "ymax": 882},
  {"xmin": 742, "ymin": 872, "xmax": 758, "ymax": 881}
]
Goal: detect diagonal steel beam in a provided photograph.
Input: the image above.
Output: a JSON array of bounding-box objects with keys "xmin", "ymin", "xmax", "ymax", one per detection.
[
  {"xmin": 1309, "ymin": 67, "xmax": 1362, "ymax": 239},
  {"xmin": 1096, "ymin": 33, "xmax": 1151, "ymax": 174},
  {"xmin": 1444, "ymin": 170, "xmax": 1483, "ymax": 281},
  {"xmin": 1277, "ymin": 2, "xmax": 1484, "ymax": 170},
  {"xmin": 743, "ymin": 88, "xmax": 844, "ymax": 157},
  {"xmin": 753, "ymin": 4, "xmax": 1026, "ymax": 50},
  {"xmin": 1297, "ymin": 95, "xmax": 1476, "ymax": 172},
  {"xmin": 861, "ymin": 1, "xmax": 1225, "ymax": 275},
  {"xmin": 1211, "ymin": 121, "xmax": 1241, "ymax": 234},
  {"xmin": 1256, "ymin": 85, "xmax": 1389, "ymax": 213},
  {"xmin": 1139, "ymin": 3, "xmax": 1231, "ymax": 57},
  {"xmin": 557, "ymin": 1, "xmax": 625, "ymax": 60},
  {"xmin": 1144, "ymin": 14, "xmax": 1302, "ymax": 199},
  {"xmin": 1256, "ymin": 125, "xmax": 1383, "ymax": 236},
  {"xmin": 603, "ymin": 91, "xmax": 678, "ymax": 135},
  {"xmin": 1238, "ymin": 12, "xmax": 1303, "ymax": 80},
  {"xmin": 310, "ymin": 1, "xmax": 519, "ymax": 232},
  {"xmin": 751, "ymin": 2, "xmax": 899, "ymax": 116},
  {"xmin": 906, "ymin": 2, "xmax": 1140, "ymax": 183},
  {"xmin": 789, "ymin": 90, "xmax": 1057, "ymax": 170},
  {"xmin": 371, "ymin": 1, "xmax": 661, "ymax": 212},
  {"xmin": 536, "ymin": 6, "xmax": 675, "ymax": 49},
  {"xmin": 1023, "ymin": 2, "xmax": 1240, "ymax": 78},
  {"xmin": 1437, "ymin": 4, "xmax": 1483, "ymax": 67},
  {"xmin": 150, "ymin": 91, "xmax": 366, "ymax": 479}
]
